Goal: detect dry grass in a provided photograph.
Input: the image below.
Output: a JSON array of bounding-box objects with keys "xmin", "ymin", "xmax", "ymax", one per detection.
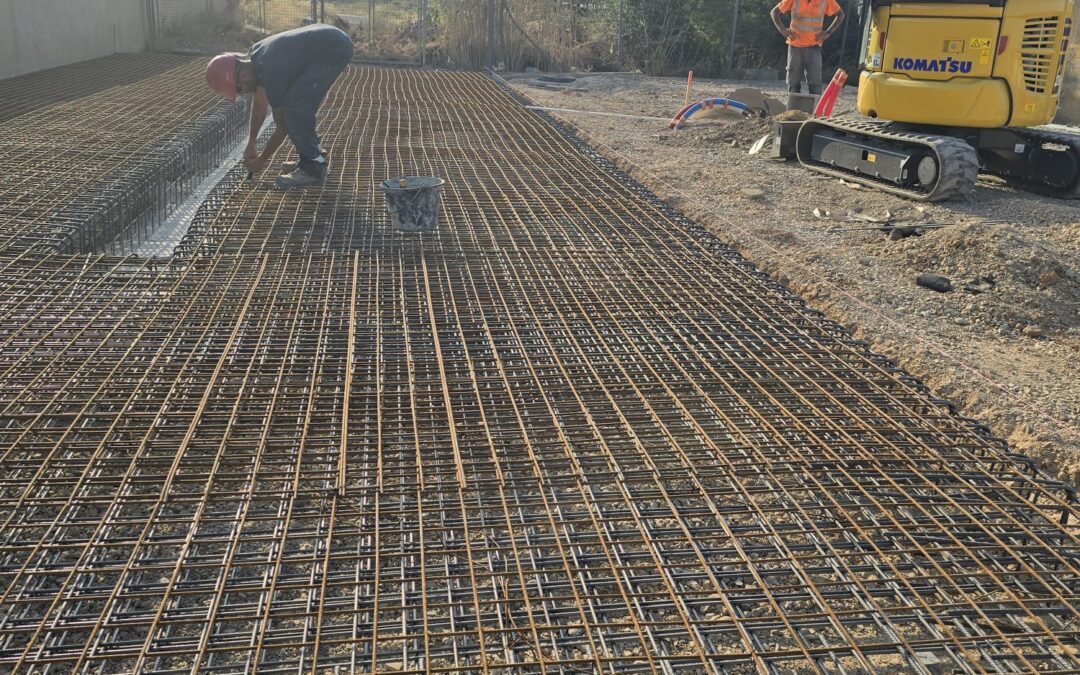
[
  {"xmin": 326, "ymin": 0, "xmax": 422, "ymax": 62},
  {"xmin": 155, "ymin": 11, "xmax": 269, "ymax": 52}
]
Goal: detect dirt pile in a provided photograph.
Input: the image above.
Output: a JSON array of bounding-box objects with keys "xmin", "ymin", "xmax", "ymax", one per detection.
[{"xmin": 900, "ymin": 221, "xmax": 1080, "ymax": 333}]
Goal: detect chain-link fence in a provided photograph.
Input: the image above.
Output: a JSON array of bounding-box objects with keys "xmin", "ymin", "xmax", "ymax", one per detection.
[
  {"xmin": 149, "ymin": 0, "xmax": 863, "ymax": 76},
  {"xmin": 425, "ymin": 0, "xmax": 625, "ymax": 73},
  {"xmin": 151, "ymin": 0, "xmax": 427, "ymax": 63},
  {"xmin": 322, "ymin": 0, "xmax": 427, "ymax": 64},
  {"xmin": 150, "ymin": 0, "xmax": 232, "ymax": 30},
  {"xmin": 239, "ymin": 0, "xmax": 319, "ymax": 33}
]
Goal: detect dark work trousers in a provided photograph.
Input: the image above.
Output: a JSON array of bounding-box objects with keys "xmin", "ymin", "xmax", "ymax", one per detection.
[
  {"xmin": 787, "ymin": 45, "xmax": 823, "ymax": 95},
  {"xmin": 282, "ymin": 50, "xmax": 352, "ymax": 175}
]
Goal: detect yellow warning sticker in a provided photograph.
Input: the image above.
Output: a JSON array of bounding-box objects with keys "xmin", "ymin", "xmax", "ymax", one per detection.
[
  {"xmin": 980, "ymin": 49, "xmax": 991, "ymax": 64},
  {"xmin": 970, "ymin": 37, "xmax": 992, "ymax": 49},
  {"xmin": 867, "ymin": 153, "xmax": 877, "ymax": 163},
  {"xmin": 1025, "ymin": 103, "xmax": 1037, "ymax": 112}
]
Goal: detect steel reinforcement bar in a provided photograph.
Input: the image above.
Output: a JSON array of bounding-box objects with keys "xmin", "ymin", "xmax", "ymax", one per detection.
[
  {"xmin": 0, "ymin": 54, "xmax": 197, "ymax": 124},
  {"xmin": 0, "ymin": 67, "xmax": 1077, "ymax": 674},
  {"xmin": 0, "ymin": 57, "xmax": 249, "ymax": 256}
]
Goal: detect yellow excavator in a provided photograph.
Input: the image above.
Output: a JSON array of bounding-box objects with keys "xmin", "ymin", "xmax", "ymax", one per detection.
[{"xmin": 792, "ymin": 0, "xmax": 1078, "ymax": 200}]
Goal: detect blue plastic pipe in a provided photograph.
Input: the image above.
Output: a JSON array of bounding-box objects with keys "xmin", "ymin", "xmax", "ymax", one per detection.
[{"xmin": 673, "ymin": 98, "xmax": 752, "ymax": 129}]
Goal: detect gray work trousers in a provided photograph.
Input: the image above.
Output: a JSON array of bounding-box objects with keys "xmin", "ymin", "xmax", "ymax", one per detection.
[
  {"xmin": 787, "ymin": 45, "xmax": 823, "ymax": 95},
  {"xmin": 281, "ymin": 42, "xmax": 354, "ymax": 175}
]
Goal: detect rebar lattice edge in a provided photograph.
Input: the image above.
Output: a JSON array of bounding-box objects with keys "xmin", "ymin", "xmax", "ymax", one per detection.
[{"xmin": 487, "ymin": 70, "xmax": 1079, "ymax": 526}]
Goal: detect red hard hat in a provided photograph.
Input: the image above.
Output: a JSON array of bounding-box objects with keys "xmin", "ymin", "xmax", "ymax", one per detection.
[{"xmin": 206, "ymin": 54, "xmax": 238, "ymax": 101}]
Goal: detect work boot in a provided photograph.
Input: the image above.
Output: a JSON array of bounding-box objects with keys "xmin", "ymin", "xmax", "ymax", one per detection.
[
  {"xmin": 276, "ymin": 167, "xmax": 324, "ymax": 189},
  {"xmin": 281, "ymin": 150, "xmax": 328, "ymax": 174}
]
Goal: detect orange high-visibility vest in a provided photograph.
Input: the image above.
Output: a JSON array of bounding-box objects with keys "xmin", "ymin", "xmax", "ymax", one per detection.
[{"xmin": 790, "ymin": 0, "xmax": 827, "ymax": 38}]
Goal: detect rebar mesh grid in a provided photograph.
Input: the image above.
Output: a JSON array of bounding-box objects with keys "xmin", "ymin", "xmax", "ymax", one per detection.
[
  {"xmin": 0, "ymin": 67, "xmax": 1078, "ymax": 674},
  {"xmin": 0, "ymin": 57, "xmax": 249, "ymax": 256},
  {"xmin": 178, "ymin": 69, "xmax": 702, "ymax": 259},
  {"xmin": 0, "ymin": 54, "xmax": 196, "ymax": 124}
]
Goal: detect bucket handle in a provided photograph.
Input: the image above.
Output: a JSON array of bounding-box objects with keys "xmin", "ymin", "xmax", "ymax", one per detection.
[{"xmin": 385, "ymin": 182, "xmax": 442, "ymax": 211}]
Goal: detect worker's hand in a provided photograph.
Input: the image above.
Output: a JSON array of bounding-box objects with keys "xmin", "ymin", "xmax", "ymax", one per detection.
[
  {"xmin": 815, "ymin": 31, "xmax": 830, "ymax": 44},
  {"xmin": 784, "ymin": 29, "xmax": 798, "ymax": 40},
  {"xmin": 243, "ymin": 154, "xmax": 268, "ymax": 174}
]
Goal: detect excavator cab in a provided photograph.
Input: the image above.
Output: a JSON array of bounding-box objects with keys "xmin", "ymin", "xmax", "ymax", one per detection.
[{"xmin": 792, "ymin": 0, "xmax": 1080, "ymax": 200}]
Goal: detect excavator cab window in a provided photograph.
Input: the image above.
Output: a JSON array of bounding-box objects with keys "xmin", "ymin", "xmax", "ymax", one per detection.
[{"xmin": 858, "ymin": 0, "xmax": 872, "ymax": 69}]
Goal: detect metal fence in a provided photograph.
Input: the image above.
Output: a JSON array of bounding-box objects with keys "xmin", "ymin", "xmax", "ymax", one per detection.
[
  {"xmin": 322, "ymin": 0, "xmax": 427, "ymax": 64},
  {"xmin": 237, "ymin": 0, "xmax": 319, "ymax": 33},
  {"xmin": 149, "ymin": 0, "xmax": 232, "ymax": 30},
  {"xmin": 151, "ymin": 0, "xmax": 429, "ymax": 63},
  {"xmin": 148, "ymin": 0, "xmax": 861, "ymax": 75}
]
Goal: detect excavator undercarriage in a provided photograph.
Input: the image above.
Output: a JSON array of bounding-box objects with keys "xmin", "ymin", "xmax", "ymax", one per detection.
[
  {"xmin": 777, "ymin": 0, "xmax": 1080, "ymax": 201},
  {"xmin": 792, "ymin": 119, "xmax": 1080, "ymax": 200}
]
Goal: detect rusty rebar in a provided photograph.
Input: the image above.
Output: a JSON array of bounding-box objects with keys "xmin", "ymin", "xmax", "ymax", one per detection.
[
  {"xmin": 0, "ymin": 57, "xmax": 248, "ymax": 256},
  {"xmin": 0, "ymin": 65, "xmax": 1077, "ymax": 674}
]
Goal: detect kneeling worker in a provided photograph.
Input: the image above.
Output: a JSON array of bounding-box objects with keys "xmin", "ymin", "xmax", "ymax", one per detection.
[
  {"xmin": 206, "ymin": 24, "xmax": 354, "ymax": 188},
  {"xmin": 771, "ymin": 0, "xmax": 845, "ymax": 96}
]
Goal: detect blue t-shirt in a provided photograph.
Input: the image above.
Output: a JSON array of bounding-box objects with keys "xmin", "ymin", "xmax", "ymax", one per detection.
[{"xmin": 249, "ymin": 24, "xmax": 353, "ymax": 107}]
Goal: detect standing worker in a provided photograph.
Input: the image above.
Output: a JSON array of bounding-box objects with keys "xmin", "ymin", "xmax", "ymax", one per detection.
[
  {"xmin": 205, "ymin": 24, "xmax": 354, "ymax": 189},
  {"xmin": 771, "ymin": 0, "xmax": 845, "ymax": 96}
]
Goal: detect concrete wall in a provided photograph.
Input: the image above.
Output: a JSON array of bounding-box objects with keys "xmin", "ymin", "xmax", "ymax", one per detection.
[{"xmin": 0, "ymin": 0, "xmax": 150, "ymax": 79}]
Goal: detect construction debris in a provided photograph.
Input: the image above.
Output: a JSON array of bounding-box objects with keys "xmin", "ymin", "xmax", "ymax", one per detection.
[
  {"xmin": 963, "ymin": 275, "xmax": 997, "ymax": 294},
  {"xmin": 727, "ymin": 87, "xmax": 786, "ymax": 116},
  {"xmin": 748, "ymin": 132, "xmax": 771, "ymax": 155},
  {"xmin": 917, "ymin": 272, "xmax": 955, "ymax": 293}
]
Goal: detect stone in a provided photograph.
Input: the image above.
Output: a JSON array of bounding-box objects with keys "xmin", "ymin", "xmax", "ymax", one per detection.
[
  {"xmin": 953, "ymin": 317, "xmax": 971, "ymax": 326},
  {"xmin": 917, "ymin": 273, "xmax": 953, "ymax": 293},
  {"xmin": 1038, "ymin": 270, "xmax": 1061, "ymax": 289},
  {"xmin": 1023, "ymin": 325, "xmax": 1044, "ymax": 338},
  {"xmin": 741, "ymin": 188, "xmax": 766, "ymax": 200}
]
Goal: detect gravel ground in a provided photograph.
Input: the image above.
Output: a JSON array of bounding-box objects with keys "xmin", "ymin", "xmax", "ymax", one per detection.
[{"xmin": 509, "ymin": 72, "xmax": 1080, "ymax": 487}]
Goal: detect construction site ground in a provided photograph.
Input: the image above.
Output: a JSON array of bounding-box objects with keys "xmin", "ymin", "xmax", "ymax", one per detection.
[{"xmin": 511, "ymin": 72, "xmax": 1080, "ymax": 488}]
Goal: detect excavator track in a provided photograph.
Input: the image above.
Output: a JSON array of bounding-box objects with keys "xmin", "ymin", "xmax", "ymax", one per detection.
[
  {"xmin": 796, "ymin": 118, "xmax": 980, "ymax": 202},
  {"xmin": 986, "ymin": 126, "xmax": 1080, "ymax": 199}
]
